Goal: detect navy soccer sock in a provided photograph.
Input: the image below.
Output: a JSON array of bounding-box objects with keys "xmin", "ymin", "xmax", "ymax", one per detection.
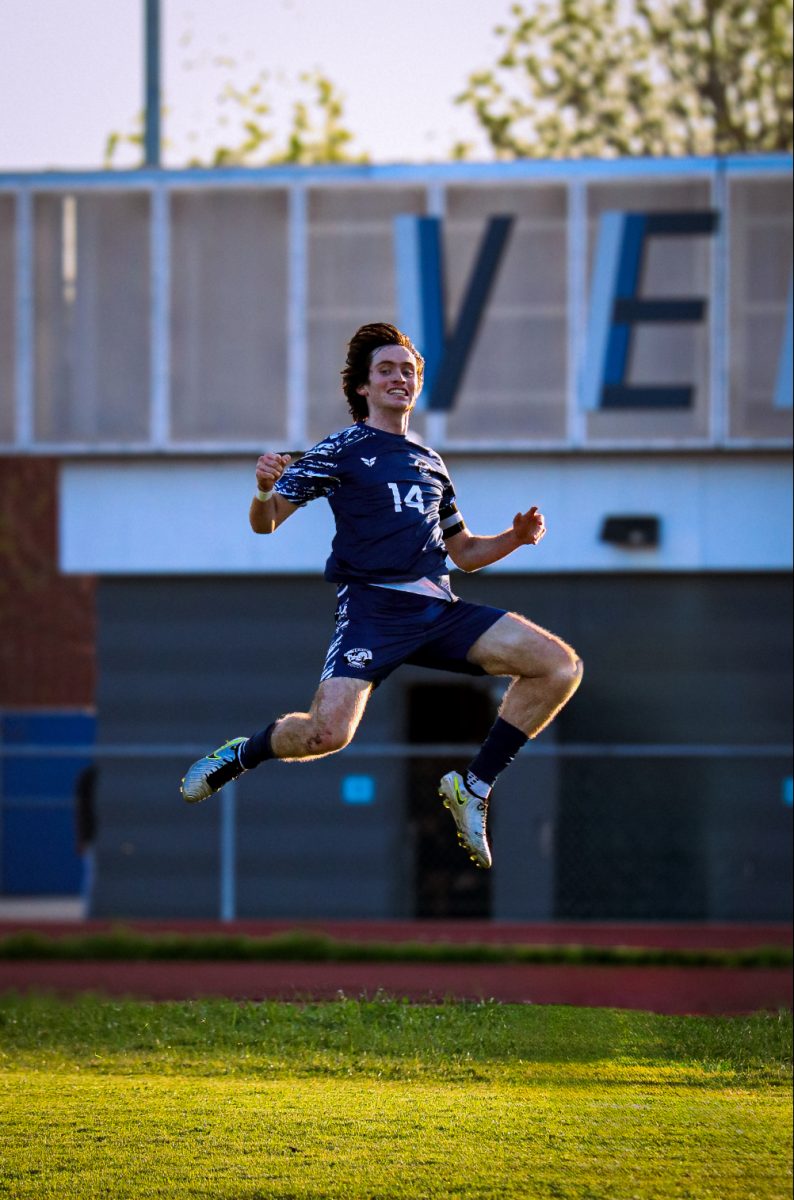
[
  {"xmin": 465, "ymin": 716, "xmax": 528, "ymax": 797},
  {"xmin": 238, "ymin": 722, "xmax": 277, "ymax": 770}
]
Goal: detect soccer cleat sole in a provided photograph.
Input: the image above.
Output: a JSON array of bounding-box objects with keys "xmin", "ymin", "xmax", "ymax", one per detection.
[
  {"xmin": 459, "ymin": 835, "xmax": 484, "ymax": 869},
  {"xmin": 440, "ymin": 788, "xmax": 488, "ymax": 869}
]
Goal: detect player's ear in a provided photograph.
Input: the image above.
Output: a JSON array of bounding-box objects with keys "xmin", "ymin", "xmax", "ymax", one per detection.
[{"xmin": 356, "ymin": 382, "xmax": 369, "ymax": 398}]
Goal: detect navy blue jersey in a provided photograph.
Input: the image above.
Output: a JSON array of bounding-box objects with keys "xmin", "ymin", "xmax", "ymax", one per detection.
[{"xmin": 274, "ymin": 424, "xmax": 465, "ymax": 586}]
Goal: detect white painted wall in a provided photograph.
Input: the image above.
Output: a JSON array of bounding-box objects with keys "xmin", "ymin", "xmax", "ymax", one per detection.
[{"xmin": 59, "ymin": 455, "xmax": 793, "ymax": 575}]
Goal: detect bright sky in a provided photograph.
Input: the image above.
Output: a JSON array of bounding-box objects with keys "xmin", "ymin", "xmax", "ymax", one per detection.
[{"xmin": 0, "ymin": 0, "xmax": 508, "ymax": 170}]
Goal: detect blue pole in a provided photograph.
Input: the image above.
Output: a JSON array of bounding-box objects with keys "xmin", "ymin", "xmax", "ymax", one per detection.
[
  {"xmin": 219, "ymin": 783, "xmax": 237, "ymax": 921},
  {"xmin": 144, "ymin": 0, "xmax": 161, "ymax": 167}
]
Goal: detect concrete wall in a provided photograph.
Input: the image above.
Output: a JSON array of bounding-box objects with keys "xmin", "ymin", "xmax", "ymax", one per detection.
[{"xmin": 60, "ymin": 454, "xmax": 793, "ymax": 576}]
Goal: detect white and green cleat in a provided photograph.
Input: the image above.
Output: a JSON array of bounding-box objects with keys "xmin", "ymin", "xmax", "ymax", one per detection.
[
  {"xmin": 181, "ymin": 737, "xmax": 247, "ymax": 804},
  {"xmin": 438, "ymin": 771, "xmax": 492, "ymax": 869}
]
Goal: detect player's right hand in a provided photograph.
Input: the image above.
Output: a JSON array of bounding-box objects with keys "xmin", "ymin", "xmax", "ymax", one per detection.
[{"xmin": 255, "ymin": 452, "xmax": 292, "ymax": 491}]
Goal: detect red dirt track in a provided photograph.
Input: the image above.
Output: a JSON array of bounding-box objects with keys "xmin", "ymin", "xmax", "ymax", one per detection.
[
  {"xmin": 1, "ymin": 921, "xmax": 791, "ymax": 1015},
  {"xmin": 1, "ymin": 960, "xmax": 790, "ymax": 1015}
]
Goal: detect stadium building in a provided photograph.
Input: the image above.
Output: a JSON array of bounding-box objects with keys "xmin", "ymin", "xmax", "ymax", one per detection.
[{"xmin": 0, "ymin": 155, "xmax": 791, "ymax": 921}]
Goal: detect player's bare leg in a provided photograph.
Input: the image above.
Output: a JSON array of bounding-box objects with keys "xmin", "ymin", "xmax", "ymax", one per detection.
[
  {"xmin": 438, "ymin": 613, "xmax": 582, "ymax": 868},
  {"xmin": 181, "ymin": 678, "xmax": 372, "ymax": 803},
  {"xmin": 468, "ymin": 612, "xmax": 583, "ymax": 736},
  {"xmin": 270, "ymin": 677, "xmax": 373, "ymax": 761}
]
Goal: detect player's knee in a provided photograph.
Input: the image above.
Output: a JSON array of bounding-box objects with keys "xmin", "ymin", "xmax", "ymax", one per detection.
[
  {"xmin": 548, "ymin": 647, "xmax": 583, "ymax": 696},
  {"xmin": 307, "ymin": 723, "xmax": 351, "ymax": 756}
]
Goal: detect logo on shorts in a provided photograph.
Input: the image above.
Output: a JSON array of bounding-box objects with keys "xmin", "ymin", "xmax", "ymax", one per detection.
[{"xmin": 344, "ymin": 647, "xmax": 373, "ymax": 669}]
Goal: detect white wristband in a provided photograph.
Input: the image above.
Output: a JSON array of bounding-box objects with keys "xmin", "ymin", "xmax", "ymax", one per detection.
[{"xmin": 255, "ymin": 487, "xmax": 274, "ymax": 503}]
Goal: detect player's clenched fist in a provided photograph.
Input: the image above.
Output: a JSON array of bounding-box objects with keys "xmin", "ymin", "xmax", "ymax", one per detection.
[
  {"xmin": 255, "ymin": 452, "xmax": 292, "ymax": 492},
  {"xmin": 513, "ymin": 505, "xmax": 547, "ymax": 546}
]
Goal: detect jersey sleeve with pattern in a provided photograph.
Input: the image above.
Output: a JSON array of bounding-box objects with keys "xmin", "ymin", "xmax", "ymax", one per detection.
[{"xmin": 274, "ymin": 435, "xmax": 344, "ymax": 506}]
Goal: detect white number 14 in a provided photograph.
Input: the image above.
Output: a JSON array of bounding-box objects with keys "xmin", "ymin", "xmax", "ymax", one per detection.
[{"xmin": 387, "ymin": 483, "xmax": 425, "ymax": 514}]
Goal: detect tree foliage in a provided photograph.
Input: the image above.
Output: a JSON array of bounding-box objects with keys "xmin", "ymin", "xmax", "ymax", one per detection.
[
  {"xmin": 270, "ymin": 72, "xmax": 364, "ymax": 166},
  {"xmin": 105, "ymin": 68, "xmax": 366, "ymax": 168},
  {"xmin": 456, "ymin": 0, "xmax": 793, "ymax": 158}
]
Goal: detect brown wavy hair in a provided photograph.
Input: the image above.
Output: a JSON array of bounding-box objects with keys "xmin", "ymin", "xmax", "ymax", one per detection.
[{"xmin": 341, "ymin": 323, "xmax": 425, "ymax": 421}]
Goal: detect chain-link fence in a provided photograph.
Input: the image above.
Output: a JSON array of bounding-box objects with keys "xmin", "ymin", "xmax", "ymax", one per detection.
[{"xmin": 1, "ymin": 737, "xmax": 791, "ymax": 923}]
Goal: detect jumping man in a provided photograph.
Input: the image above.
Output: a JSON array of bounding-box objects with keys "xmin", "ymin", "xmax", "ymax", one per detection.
[{"xmin": 181, "ymin": 323, "xmax": 582, "ymax": 868}]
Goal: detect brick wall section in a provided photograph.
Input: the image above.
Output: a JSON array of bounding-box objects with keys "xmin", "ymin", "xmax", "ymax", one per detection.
[{"xmin": 0, "ymin": 457, "xmax": 95, "ymax": 706}]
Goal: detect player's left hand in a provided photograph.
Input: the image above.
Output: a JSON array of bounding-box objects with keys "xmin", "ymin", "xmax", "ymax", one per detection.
[{"xmin": 514, "ymin": 506, "xmax": 546, "ymax": 546}]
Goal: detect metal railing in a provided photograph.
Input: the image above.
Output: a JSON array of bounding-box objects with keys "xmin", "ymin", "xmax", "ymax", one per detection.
[{"xmin": 1, "ymin": 739, "xmax": 791, "ymax": 921}]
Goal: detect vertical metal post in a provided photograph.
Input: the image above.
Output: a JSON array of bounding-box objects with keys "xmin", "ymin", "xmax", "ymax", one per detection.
[
  {"xmin": 149, "ymin": 183, "xmax": 170, "ymax": 447},
  {"xmin": 567, "ymin": 180, "xmax": 588, "ymax": 446},
  {"xmin": 144, "ymin": 0, "xmax": 161, "ymax": 168},
  {"xmin": 219, "ymin": 782, "xmax": 237, "ymax": 922},
  {"xmin": 14, "ymin": 189, "xmax": 34, "ymax": 448},
  {"xmin": 286, "ymin": 186, "xmax": 308, "ymax": 448}
]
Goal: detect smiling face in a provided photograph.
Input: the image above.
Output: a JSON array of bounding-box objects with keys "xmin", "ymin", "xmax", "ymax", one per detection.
[
  {"xmin": 341, "ymin": 323, "xmax": 425, "ymax": 422},
  {"xmin": 356, "ymin": 344, "xmax": 421, "ymax": 421}
]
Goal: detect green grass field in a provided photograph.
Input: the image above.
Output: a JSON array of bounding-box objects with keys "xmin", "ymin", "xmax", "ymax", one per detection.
[{"xmin": 1, "ymin": 995, "xmax": 791, "ymax": 1199}]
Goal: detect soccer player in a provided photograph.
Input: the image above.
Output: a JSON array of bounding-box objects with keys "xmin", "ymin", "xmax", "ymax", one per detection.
[{"xmin": 181, "ymin": 323, "xmax": 582, "ymax": 868}]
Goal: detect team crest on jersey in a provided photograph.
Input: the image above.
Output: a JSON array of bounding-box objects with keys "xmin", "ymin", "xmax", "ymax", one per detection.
[
  {"xmin": 361, "ymin": 457, "xmax": 377, "ymax": 467},
  {"xmin": 344, "ymin": 647, "xmax": 373, "ymax": 669},
  {"xmin": 410, "ymin": 455, "xmax": 434, "ymax": 477}
]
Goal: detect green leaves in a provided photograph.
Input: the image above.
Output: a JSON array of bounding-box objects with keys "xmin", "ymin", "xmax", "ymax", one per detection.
[
  {"xmin": 105, "ymin": 67, "xmax": 366, "ymax": 169},
  {"xmin": 270, "ymin": 72, "xmax": 367, "ymax": 167},
  {"xmin": 456, "ymin": 0, "xmax": 793, "ymax": 158}
]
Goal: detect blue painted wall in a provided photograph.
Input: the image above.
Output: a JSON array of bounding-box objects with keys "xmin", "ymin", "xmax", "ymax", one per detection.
[{"xmin": 1, "ymin": 712, "xmax": 95, "ymax": 895}]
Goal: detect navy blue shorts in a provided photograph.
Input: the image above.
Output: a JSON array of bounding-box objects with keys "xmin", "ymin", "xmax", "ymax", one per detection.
[{"xmin": 320, "ymin": 583, "xmax": 507, "ymax": 686}]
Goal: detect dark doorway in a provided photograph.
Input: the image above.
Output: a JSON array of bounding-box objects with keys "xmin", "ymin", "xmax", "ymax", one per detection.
[{"xmin": 406, "ymin": 682, "xmax": 496, "ymax": 919}]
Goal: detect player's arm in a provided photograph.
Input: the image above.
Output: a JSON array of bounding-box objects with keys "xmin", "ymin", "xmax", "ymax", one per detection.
[
  {"xmin": 445, "ymin": 507, "xmax": 547, "ymax": 572},
  {"xmin": 249, "ymin": 452, "xmax": 297, "ymax": 534}
]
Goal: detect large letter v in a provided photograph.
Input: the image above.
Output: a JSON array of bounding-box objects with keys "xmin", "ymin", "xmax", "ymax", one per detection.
[{"xmin": 394, "ymin": 214, "xmax": 514, "ymax": 412}]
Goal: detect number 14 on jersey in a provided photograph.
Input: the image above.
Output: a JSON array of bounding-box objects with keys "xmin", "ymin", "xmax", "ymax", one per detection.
[{"xmin": 387, "ymin": 483, "xmax": 426, "ymax": 514}]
